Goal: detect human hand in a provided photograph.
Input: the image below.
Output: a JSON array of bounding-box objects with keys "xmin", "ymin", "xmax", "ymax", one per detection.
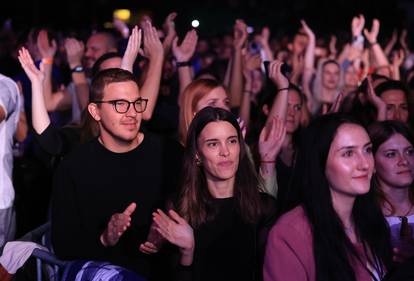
[
  {"xmin": 163, "ymin": 12, "xmax": 177, "ymax": 39},
  {"xmin": 364, "ymin": 19, "xmax": 380, "ymax": 45},
  {"xmin": 121, "ymin": 26, "xmax": 142, "ymax": 71},
  {"xmin": 329, "ymin": 35, "xmax": 337, "ymax": 56},
  {"xmin": 352, "ymin": 14, "xmax": 365, "ymax": 38},
  {"xmin": 255, "ymin": 26, "xmax": 271, "ymax": 48},
  {"xmin": 365, "ymin": 75, "xmax": 386, "ymax": 120},
  {"xmin": 321, "ymin": 92, "xmax": 343, "ymax": 115},
  {"xmin": 64, "ymin": 38, "xmax": 85, "ymax": 68},
  {"xmin": 400, "ymin": 29, "xmax": 408, "ymax": 51},
  {"xmin": 300, "ymin": 20, "xmax": 315, "ymax": 39},
  {"xmin": 139, "ymin": 222, "xmax": 165, "ymax": 254},
  {"xmin": 259, "ymin": 116, "xmax": 286, "ymax": 163},
  {"xmin": 37, "ymin": 29, "xmax": 57, "ymax": 59},
  {"xmin": 18, "ymin": 47, "xmax": 45, "ymax": 85},
  {"xmin": 268, "ymin": 60, "xmax": 289, "ymax": 89},
  {"xmin": 393, "ymin": 219, "xmax": 414, "ymax": 263},
  {"xmin": 153, "ymin": 209, "xmax": 194, "ymax": 253},
  {"xmin": 391, "ymin": 49, "xmax": 405, "ymax": 67},
  {"xmin": 233, "ymin": 19, "xmax": 248, "ymax": 50},
  {"xmin": 113, "ymin": 18, "xmax": 130, "ymax": 39},
  {"xmin": 100, "ymin": 203, "xmax": 136, "ymax": 247},
  {"xmin": 142, "ymin": 20, "xmax": 164, "ymax": 60},
  {"xmin": 172, "ymin": 29, "xmax": 198, "ymax": 63}
]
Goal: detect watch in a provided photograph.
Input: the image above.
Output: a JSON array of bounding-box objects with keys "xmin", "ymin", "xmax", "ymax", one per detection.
[{"xmin": 71, "ymin": 65, "xmax": 84, "ymax": 73}]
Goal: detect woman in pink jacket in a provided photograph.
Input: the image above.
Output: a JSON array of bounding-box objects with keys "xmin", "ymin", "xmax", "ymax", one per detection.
[{"xmin": 264, "ymin": 113, "xmax": 393, "ymax": 281}]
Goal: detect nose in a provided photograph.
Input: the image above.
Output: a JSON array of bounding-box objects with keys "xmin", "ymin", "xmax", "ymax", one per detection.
[
  {"xmin": 397, "ymin": 153, "xmax": 409, "ymax": 166},
  {"xmin": 125, "ymin": 103, "xmax": 138, "ymax": 117},
  {"xmin": 357, "ymin": 152, "xmax": 372, "ymax": 171},
  {"xmin": 219, "ymin": 143, "xmax": 230, "ymax": 157},
  {"xmin": 287, "ymin": 105, "xmax": 294, "ymax": 117}
]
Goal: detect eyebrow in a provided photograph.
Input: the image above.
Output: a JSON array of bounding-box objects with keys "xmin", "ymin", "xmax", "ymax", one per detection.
[
  {"xmin": 204, "ymin": 135, "xmax": 238, "ymax": 142},
  {"xmin": 335, "ymin": 142, "xmax": 372, "ymax": 152}
]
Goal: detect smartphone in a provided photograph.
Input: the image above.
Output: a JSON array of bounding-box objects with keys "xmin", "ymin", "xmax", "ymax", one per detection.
[{"xmin": 263, "ymin": 61, "xmax": 292, "ymax": 78}]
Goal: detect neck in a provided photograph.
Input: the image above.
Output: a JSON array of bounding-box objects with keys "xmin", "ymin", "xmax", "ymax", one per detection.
[
  {"xmin": 377, "ymin": 177, "xmax": 412, "ymax": 215},
  {"xmin": 331, "ymin": 190, "xmax": 355, "ymax": 230},
  {"xmin": 99, "ymin": 132, "xmax": 143, "ymax": 153},
  {"xmin": 206, "ymin": 176, "xmax": 235, "ymax": 198},
  {"xmin": 320, "ymin": 88, "xmax": 337, "ymax": 103}
]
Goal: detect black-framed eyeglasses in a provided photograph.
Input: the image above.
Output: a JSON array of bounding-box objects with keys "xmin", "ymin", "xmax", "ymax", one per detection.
[{"xmin": 93, "ymin": 98, "xmax": 148, "ymax": 113}]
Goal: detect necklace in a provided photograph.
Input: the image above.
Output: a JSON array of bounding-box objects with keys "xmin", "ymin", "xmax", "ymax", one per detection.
[{"xmin": 399, "ymin": 204, "xmax": 414, "ymax": 219}]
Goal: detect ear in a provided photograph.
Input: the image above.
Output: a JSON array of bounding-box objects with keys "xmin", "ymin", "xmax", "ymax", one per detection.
[
  {"xmin": 88, "ymin": 103, "xmax": 101, "ymax": 122},
  {"xmin": 262, "ymin": 104, "xmax": 269, "ymax": 116}
]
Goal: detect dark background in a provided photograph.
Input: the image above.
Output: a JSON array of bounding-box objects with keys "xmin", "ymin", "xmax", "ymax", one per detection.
[{"xmin": 2, "ymin": 0, "xmax": 414, "ymax": 41}]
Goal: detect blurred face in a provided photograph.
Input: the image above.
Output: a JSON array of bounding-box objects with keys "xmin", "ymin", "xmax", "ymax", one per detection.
[
  {"xmin": 291, "ymin": 34, "xmax": 308, "ymax": 55},
  {"xmin": 344, "ymin": 65, "xmax": 359, "ymax": 88},
  {"xmin": 380, "ymin": 90, "xmax": 409, "ymax": 123},
  {"xmin": 85, "ymin": 34, "xmax": 114, "ymax": 69},
  {"xmin": 325, "ymin": 124, "xmax": 374, "ymax": 199},
  {"xmin": 322, "ymin": 62, "xmax": 340, "ymax": 90},
  {"xmin": 194, "ymin": 87, "xmax": 230, "ymax": 113},
  {"xmin": 89, "ymin": 81, "xmax": 142, "ymax": 148},
  {"xmin": 197, "ymin": 121, "xmax": 240, "ymax": 183},
  {"xmin": 286, "ymin": 90, "xmax": 302, "ymax": 134},
  {"xmin": 251, "ymin": 69, "xmax": 264, "ymax": 95},
  {"xmin": 375, "ymin": 133, "xmax": 414, "ymax": 189},
  {"xmin": 99, "ymin": 57, "xmax": 122, "ymax": 71}
]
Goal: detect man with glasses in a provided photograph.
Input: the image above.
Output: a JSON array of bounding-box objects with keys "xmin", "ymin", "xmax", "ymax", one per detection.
[{"xmin": 51, "ymin": 68, "xmax": 181, "ymax": 279}]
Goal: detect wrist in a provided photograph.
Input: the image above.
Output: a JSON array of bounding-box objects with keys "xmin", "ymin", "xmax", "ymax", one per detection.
[
  {"xmin": 277, "ymin": 87, "xmax": 289, "ymax": 92},
  {"xmin": 176, "ymin": 61, "xmax": 191, "ymax": 68},
  {"xmin": 42, "ymin": 58, "xmax": 53, "ymax": 65},
  {"xmin": 71, "ymin": 65, "xmax": 84, "ymax": 73}
]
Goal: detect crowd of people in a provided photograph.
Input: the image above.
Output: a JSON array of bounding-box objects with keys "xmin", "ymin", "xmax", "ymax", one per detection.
[{"xmin": 0, "ymin": 10, "xmax": 413, "ymax": 281}]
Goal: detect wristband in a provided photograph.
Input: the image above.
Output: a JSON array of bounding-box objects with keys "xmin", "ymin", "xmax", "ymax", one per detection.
[
  {"xmin": 369, "ymin": 42, "xmax": 379, "ymax": 48},
  {"xmin": 42, "ymin": 58, "xmax": 53, "ymax": 65},
  {"xmin": 176, "ymin": 61, "xmax": 191, "ymax": 67},
  {"xmin": 260, "ymin": 160, "xmax": 276, "ymax": 163},
  {"xmin": 277, "ymin": 87, "xmax": 289, "ymax": 92},
  {"xmin": 71, "ymin": 65, "xmax": 84, "ymax": 73}
]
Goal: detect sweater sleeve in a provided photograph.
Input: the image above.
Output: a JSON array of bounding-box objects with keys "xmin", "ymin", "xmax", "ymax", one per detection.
[
  {"xmin": 51, "ymin": 159, "xmax": 107, "ymax": 260},
  {"xmin": 263, "ymin": 222, "xmax": 314, "ymax": 281}
]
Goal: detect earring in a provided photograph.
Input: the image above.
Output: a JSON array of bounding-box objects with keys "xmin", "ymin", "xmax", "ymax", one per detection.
[{"xmin": 195, "ymin": 155, "xmax": 202, "ymax": 166}]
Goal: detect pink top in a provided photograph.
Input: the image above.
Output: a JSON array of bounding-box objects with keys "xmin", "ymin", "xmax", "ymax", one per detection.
[{"xmin": 264, "ymin": 206, "xmax": 376, "ymax": 281}]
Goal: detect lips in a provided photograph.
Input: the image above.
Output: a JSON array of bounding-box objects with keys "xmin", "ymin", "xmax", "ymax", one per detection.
[
  {"xmin": 397, "ymin": 170, "xmax": 412, "ymax": 175},
  {"xmin": 218, "ymin": 161, "xmax": 234, "ymax": 167}
]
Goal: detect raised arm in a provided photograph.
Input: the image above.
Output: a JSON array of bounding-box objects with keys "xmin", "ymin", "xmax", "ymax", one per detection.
[
  {"xmin": 162, "ymin": 12, "xmax": 177, "ymax": 56},
  {"xmin": 267, "ymin": 60, "xmax": 290, "ymax": 123},
  {"xmin": 240, "ymin": 52, "xmax": 261, "ymax": 129},
  {"xmin": 173, "ymin": 29, "xmax": 198, "ymax": 107},
  {"xmin": 255, "ymin": 27, "xmax": 274, "ymax": 61},
  {"xmin": 229, "ymin": 19, "xmax": 248, "ymax": 108},
  {"xmin": 139, "ymin": 21, "xmax": 165, "ymax": 120},
  {"xmin": 391, "ymin": 49, "xmax": 405, "ymax": 81},
  {"xmin": 37, "ymin": 30, "xmax": 72, "ymax": 112},
  {"xmin": 121, "ymin": 26, "xmax": 142, "ymax": 72},
  {"xmin": 301, "ymin": 20, "xmax": 316, "ymax": 111},
  {"xmin": 17, "ymin": 48, "xmax": 50, "ymax": 134},
  {"xmin": 384, "ymin": 30, "xmax": 398, "ymax": 57},
  {"xmin": 364, "ymin": 19, "xmax": 390, "ymax": 69},
  {"xmin": 65, "ymin": 38, "xmax": 89, "ymax": 111}
]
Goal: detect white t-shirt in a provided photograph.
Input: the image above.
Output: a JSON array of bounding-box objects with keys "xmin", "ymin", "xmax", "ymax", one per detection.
[
  {"xmin": 0, "ymin": 74, "xmax": 21, "ymax": 209},
  {"xmin": 385, "ymin": 214, "xmax": 414, "ymax": 249}
]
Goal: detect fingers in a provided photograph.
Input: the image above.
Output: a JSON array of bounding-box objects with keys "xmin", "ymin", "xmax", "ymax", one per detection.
[
  {"xmin": 123, "ymin": 202, "xmax": 137, "ymax": 216},
  {"xmin": 139, "ymin": 241, "xmax": 159, "ymax": 254},
  {"xmin": 168, "ymin": 209, "xmax": 187, "ymax": 225}
]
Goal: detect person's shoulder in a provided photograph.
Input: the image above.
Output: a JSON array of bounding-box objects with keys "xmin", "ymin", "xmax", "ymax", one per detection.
[
  {"xmin": 0, "ymin": 74, "xmax": 19, "ymax": 95},
  {"xmin": 272, "ymin": 205, "xmax": 311, "ymax": 235},
  {"xmin": 59, "ymin": 138, "xmax": 98, "ymax": 164}
]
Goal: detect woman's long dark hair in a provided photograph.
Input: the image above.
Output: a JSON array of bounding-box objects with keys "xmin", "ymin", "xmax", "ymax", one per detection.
[
  {"xmin": 292, "ymin": 113, "xmax": 393, "ymax": 281},
  {"xmin": 368, "ymin": 120, "xmax": 414, "ymax": 214},
  {"xmin": 177, "ymin": 107, "xmax": 263, "ymax": 228}
]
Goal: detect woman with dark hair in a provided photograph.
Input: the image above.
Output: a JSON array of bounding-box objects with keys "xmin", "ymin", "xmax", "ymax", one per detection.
[
  {"xmin": 152, "ymin": 107, "xmax": 277, "ymax": 281},
  {"xmin": 368, "ymin": 120, "xmax": 414, "ymax": 261},
  {"xmin": 264, "ymin": 113, "xmax": 393, "ymax": 281}
]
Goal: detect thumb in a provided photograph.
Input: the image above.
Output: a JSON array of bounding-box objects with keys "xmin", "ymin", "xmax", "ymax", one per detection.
[
  {"xmin": 172, "ymin": 36, "xmax": 179, "ymax": 49},
  {"xmin": 168, "ymin": 209, "xmax": 186, "ymax": 224},
  {"xmin": 124, "ymin": 202, "xmax": 137, "ymax": 216}
]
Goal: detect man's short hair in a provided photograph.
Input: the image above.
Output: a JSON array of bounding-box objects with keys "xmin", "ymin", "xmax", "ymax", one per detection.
[{"xmin": 90, "ymin": 68, "xmax": 137, "ymax": 102}]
